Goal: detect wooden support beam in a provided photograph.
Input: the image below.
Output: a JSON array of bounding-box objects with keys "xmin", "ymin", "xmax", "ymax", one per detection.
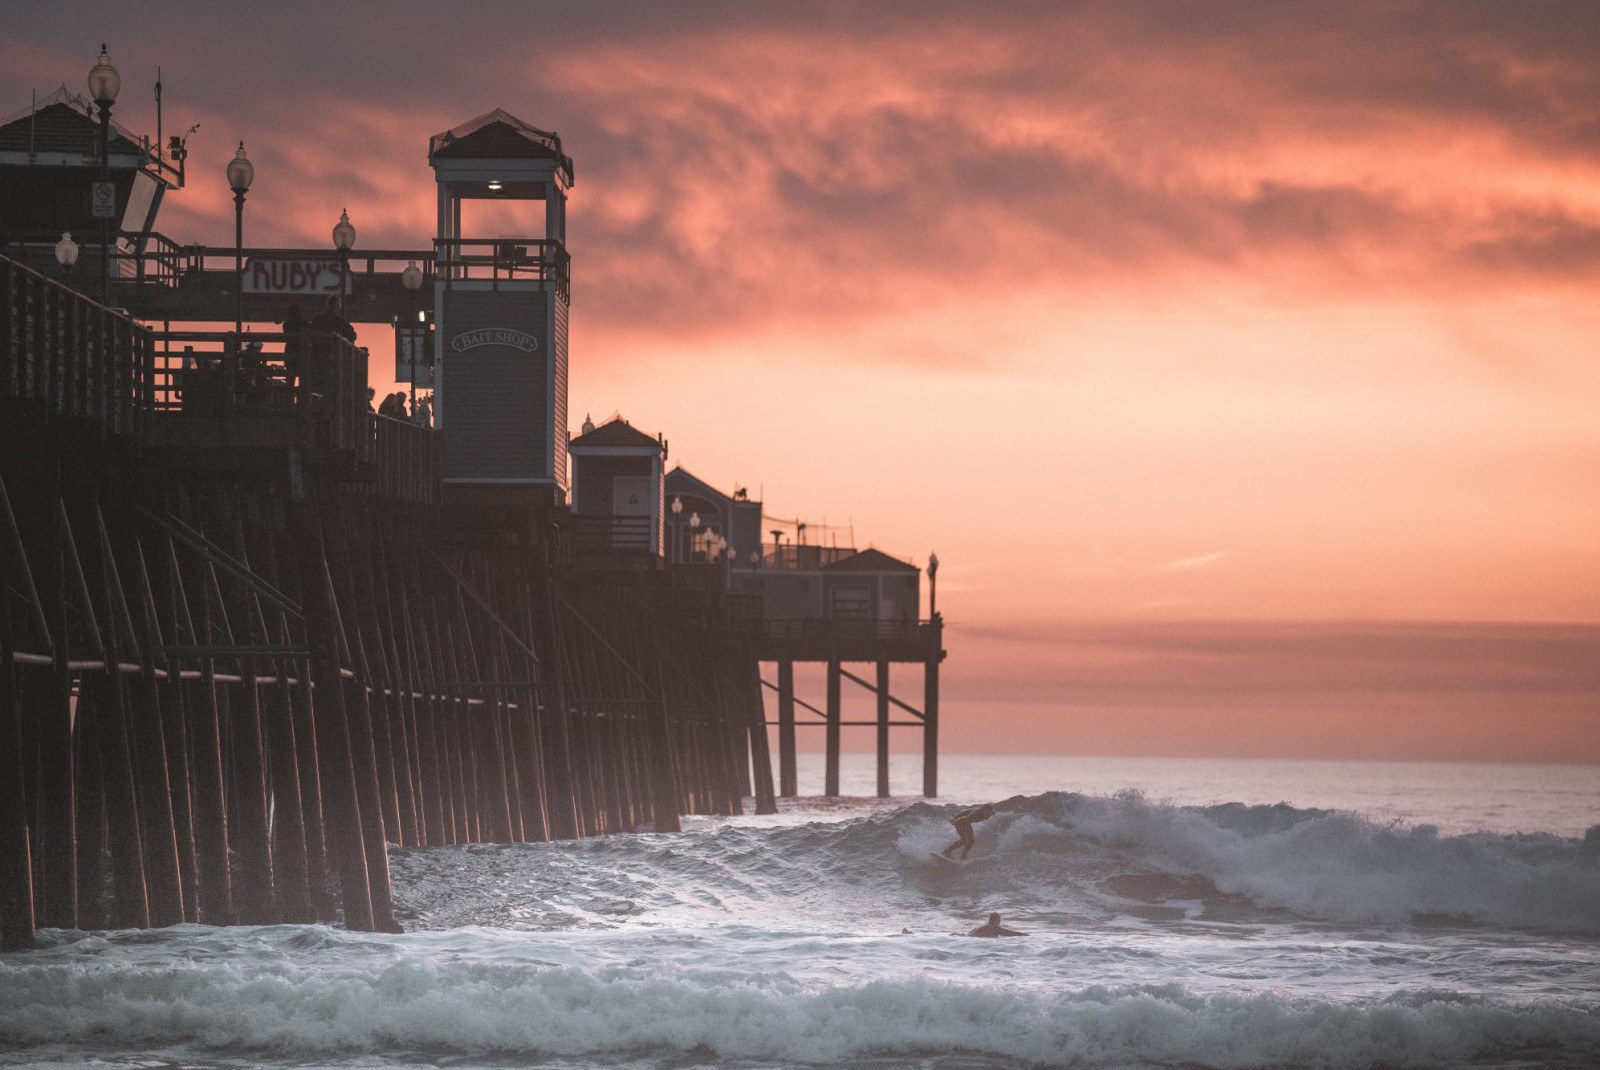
[
  {"xmin": 322, "ymin": 521, "xmax": 400, "ymax": 930},
  {"xmin": 0, "ymin": 518, "xmax": 38, "ymax": 949},
  {"xmin": 762, "ymin": 673, "xmax": 830, "ymax": 720},
  {"xmin": 85, "ymin": 673, "xmax": 151, "ymax": 927},
  {"xmin": 136, "ymin": 505, "xmax": 303, "ymax": 621},
  {"xmin": 825, "ymin": 659, "xmax": 841, "ymax": 798},
  {"xmin": 146, "ymin": 536, "xmax": 201, "ymax": 920},
  {"xmin": 105, "ymin": 511, "xmax": 184, "ymax": 928},
  {"xmin": 367, "ymin": 537, "xmax": 420, "ymax": 848},
  {"xmin": 923, "ymin": 654, "xmax": 939, "ymax": 798},
  {"xmin": 628, "ymin": 584, "xmax": 682, "ymax": 833},
  {"xmin": 876, "ymin": 659, "xmax": 890, "ymax": 799},
  {"xmin": 184, "ymin": 540, "xmax": 234, "ymax": 925},
  {"xmin": 534, "ymin": 582, "xmax": 578, "ymax": 840},
  {"xmin": 0, "ymin": 469, "xmax": 52, "ymax": 656},
  {"xmin": 301, "ymin": 538, "xmax": 376, "ymax": 932},
  {"xmin": 397, "ymin": 558, "xmax": 448, "ymax": 846},
  {"xmin": 747, "ymin": 659, "xmax": 778, "ymax": 815},
  {"xmin": 34, "ymin": 481, "xmax": 78, "ymax": 929},
  {"xmin": 290, "ymin": 656, "xmax": 336, "ymax": 921},
  {"xmin": 776, "ymin": 660, "xmax": 796, "ymax": 798},
  {"xmin": 73, "ymin": 688, "xmax": 109, "ymax": 928},
  {"xmin": 837, "ymin": 665, "xmax": 925, "ymax": 720}
]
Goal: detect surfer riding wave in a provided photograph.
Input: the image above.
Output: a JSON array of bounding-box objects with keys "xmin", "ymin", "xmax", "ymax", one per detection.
[{"xmin": 940, "ymin": 802, "xmax": 996, "ymax": 861}]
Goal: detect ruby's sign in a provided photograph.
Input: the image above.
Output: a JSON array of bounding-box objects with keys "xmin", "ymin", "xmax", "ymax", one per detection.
[{"xmin": 243, "ymin": 258, "xmax": 350, "ymax": 295}]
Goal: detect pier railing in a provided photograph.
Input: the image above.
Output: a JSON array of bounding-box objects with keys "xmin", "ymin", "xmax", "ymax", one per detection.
[
  {"xmin": 369, "ymin": 412, "xmax": 440, "ymax": 507},
  {"xmin": 568, "ymin": 514, "xmax": 656, "ymax": 563},
  {"xmin": 0, "ymin": 253, "xmax": 149, "ymax": 437},
  {"xmin": 434, "ymin": 238, "xmax": 569, "ymax": 296},
  {"xmin": 144, "ymin": 329, "xmax": 373, "ymax": 460},
  {"xmin": 757, "ymin": 544, "xmax": 859, "ymax": 570},
  {"xmin": 753, "ymin": 616, "xmax": 942, "ymax": 661}
]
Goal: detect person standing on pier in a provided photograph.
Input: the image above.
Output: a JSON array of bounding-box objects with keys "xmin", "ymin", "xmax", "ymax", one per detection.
[
  {"xmin": 281, "ymin": 303, "xmax": 309, "ymax": 391},
  {"xmin": 310, "ymin": 294, "xmax": 357, "ymax": 343}
]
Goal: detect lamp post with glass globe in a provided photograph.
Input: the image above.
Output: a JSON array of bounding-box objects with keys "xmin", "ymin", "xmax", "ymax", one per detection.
[
  {"xmin": 669, "ymin": 497, "xmax": 684, "ymax": 563},
  {"xmin": 88, "ymin": 45, "xmax": 120, "ymax": 303},
  {"xmin": 333, "ymin": 208, "xmax": 356, "ymax": 303},
  {"xmin": 401, "ymin": 259, "xmax": 424, "ymax": 416},
  {"xmin": 226, "ymin": 143, "xmax": 254, "ymax": 338},
  {"xmin": 54, "ymin": 232, "xmax": 79, "ymax": 283}
]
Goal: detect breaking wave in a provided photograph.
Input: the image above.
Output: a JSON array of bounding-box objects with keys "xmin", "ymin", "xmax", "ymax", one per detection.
[
  {"xmin": 3, "ymin": 941, "xmax": 1597, "ymax": 1068},
  {"xmin": 389, "ymin": 791, "xmax": 1600, "ymax": 935}
]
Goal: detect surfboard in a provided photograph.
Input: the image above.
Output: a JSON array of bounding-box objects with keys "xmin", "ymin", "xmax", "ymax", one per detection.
[{"xmin": 930, "ymin": 852, "xmax": 967, "ymax": 867}]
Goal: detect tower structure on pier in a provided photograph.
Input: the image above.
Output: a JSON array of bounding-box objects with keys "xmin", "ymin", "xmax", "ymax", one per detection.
[{"xmin": 428, "ymin": 109, "xmax": 573, "ymax": 505}]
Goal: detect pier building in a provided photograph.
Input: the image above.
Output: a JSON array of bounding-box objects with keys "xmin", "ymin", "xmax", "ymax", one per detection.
[{"xmin": 0, "ymin": 53, "xmax": 944, "ymax": 952}]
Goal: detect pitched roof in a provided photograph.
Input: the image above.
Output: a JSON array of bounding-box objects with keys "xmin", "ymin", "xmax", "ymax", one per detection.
[
  {"xmin": 430, "ymin": 108, "xmax": 574, "ymax": 181},
  {"xmin": 666, "ymin": 465, "xmax": 730, "ymax": 504},
  {"xmin": 569, "ymin": 416, "xmax": 662, "ymax": 451},
  {"xmin": 823, "ymin": 548, "xmax": 920, "ymax": 573},
  {"xmin": 0, "ymin": 98, "xmax": 144, "ymax": 158}
]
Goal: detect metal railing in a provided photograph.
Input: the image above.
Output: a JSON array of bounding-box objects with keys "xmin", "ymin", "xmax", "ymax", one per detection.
[
  {"xmin": 370, "ymin": 413, "xmax": 439, "ymax": 507},
  {"xmin": 756, "ymin": 544, "xmax": 860, "ymax": 570},
  {"xmin": 146, "ymin": 329, "xmax": 372, "ymax": 459},
  {"xmin": 121, "ymin": 232, "xmax": 438, "ymax": 291},
  {"xmin": 759, "ymin": 617, "xmax": 936, "ymax": 645},
  {"xmin": 433, "ymin": 238, "xmax": 569, "ymax": 296},
  {"xmin": 0, "ymin": 253, "xmax": 148, "ymax": 437},
  {"xmin": 570, "ymin": 514, "xmax": 654, "ymax": 552}
]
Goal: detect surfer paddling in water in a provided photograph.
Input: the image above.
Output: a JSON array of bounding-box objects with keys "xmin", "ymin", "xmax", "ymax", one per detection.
[
  {"xmin": 967, "ymin": 912, "xmax": 1026, "ymax": 937},
  {"xmin": 940, "ymin": 802, "xmax": 997, "ymax": 861}
]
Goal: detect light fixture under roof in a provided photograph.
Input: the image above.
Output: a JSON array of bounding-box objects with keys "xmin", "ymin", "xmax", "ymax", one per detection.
[{"xmin": 487, "ymin": 180, "xmax": 503, "ymax": 191}]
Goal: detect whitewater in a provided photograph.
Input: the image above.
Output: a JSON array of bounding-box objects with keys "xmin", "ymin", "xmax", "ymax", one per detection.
[{"xmin": 2, "ymin": 755, "xmax": 1598, "ymax": 1070}]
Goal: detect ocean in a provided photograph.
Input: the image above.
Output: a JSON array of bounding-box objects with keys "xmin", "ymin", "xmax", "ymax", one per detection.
[{"xmin": 2, "ymin": 754, "xmax": 1597, "ymax": 1070}]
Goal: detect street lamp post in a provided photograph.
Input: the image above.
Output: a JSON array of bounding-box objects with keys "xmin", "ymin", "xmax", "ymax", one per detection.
[
  {"xmin": 401, "ymin": 259, "xmax": 424, "ymax": 416},
  {"xmin": 333, "ymin": 208, "xmax": 356, "ymax": 304},
  {"xmin": 54, "ymin": 232, "xmax": 79, "ymax": 282},
  {"xmin": 226, "ymin": 142, "xmax": 254, "ymax": 338},
  {"xmin": 88, "ymin": 45, "xmax": 120, "ymax": 304},
  {"xmin": 670, "ymin": 497, "xmax": 683, "ymax": 563}
]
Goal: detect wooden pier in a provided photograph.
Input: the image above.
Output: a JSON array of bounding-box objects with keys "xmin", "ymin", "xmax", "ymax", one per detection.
[
  {"xmin": 0, "ymin": 254, "xmax": 781, "ymax": 949},
  {"xmin": 0, "ymin": 96, "xmax": 945, "ymax": 954}
]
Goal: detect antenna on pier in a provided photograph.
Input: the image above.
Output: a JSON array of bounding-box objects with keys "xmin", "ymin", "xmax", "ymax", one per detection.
[{"xmin": 155, "ymin": 66, "xmax": 162, "ymax": 163}]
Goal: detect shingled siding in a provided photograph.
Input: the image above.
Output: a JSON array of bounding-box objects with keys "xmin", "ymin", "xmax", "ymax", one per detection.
[
  {"xmin": 552, "ymin": 290, "xmax": 569, "ymax": 493},
  {"xmin": 440, "ymin": 289, "xmax": 551, "ymax": 481}
]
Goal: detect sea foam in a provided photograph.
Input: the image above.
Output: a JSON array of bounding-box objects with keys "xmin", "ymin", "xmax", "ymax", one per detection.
[{"xmin": 2, "ymin": 948, "xmax": 1597, "ymax": 1068}]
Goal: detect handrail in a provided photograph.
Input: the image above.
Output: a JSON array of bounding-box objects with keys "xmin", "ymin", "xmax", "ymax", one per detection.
[
  {"xmin": 758, "ymin": 617, "xmax": 939, "ymax": 644},
  {"xmin": 433, "ymin": 237, "xmax": 569, "ymax": 296},
  {"xmin": 0, "ymin": 252, "xmax": 148, "ymax": 438},
  {"xmin": 5, "ymin": 233, "xmax": 442, "ymax": 291},
  {"xmin": 145, "ymin": 328, "xmax": 371, "ymax": 458}
]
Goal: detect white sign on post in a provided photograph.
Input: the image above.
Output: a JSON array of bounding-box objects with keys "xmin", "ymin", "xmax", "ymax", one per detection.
[
  {"xmin": 243, "ymin": 258, "xmax": 351, "ymax": 295},
  {"xmin": 90, "ymin": 182, "xmax": 116, "ymax": 219}
]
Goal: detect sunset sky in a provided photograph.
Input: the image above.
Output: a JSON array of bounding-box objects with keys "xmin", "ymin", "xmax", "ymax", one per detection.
[{"xmin": 7, "ymin": 3, "xmax": 1597, "ymax": 763}]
